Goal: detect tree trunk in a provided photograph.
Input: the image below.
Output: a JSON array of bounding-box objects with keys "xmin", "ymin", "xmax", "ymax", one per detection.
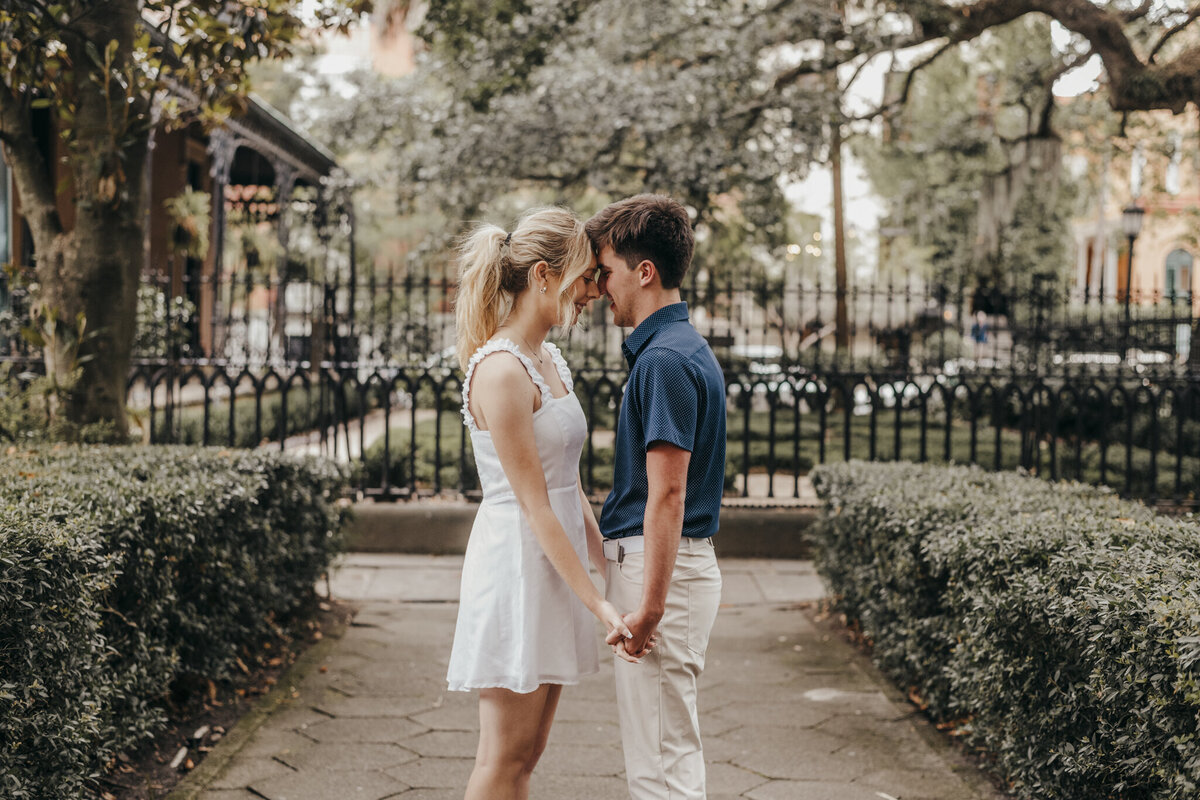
[
  {"xmin": 1190, "ymin": 111, "xmax": 1200, "ymax": 375},
  {"xmin": 2, "ymin": 0, "xmax": 150, "ymax": 438},
  {"xmin": 40, "ymin": 181, "xmax": 147, "ymax": 434},
  {"xmin": 831, "ymin": 116, "xmax": 850, "ymax": 352}
]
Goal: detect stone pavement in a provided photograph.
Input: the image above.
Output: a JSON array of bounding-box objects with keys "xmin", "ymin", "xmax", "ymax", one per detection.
[{"xmin": 175, "ymin": 554, "xmax": 1003, "ymax": 800}]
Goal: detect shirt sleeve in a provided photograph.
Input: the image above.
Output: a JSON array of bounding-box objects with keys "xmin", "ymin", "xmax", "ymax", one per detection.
[{"xmin": 632, "ymin": 347, "xmax": 700, "ymax": 453}]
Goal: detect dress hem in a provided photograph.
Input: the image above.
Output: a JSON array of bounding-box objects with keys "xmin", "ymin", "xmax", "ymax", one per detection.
[{"xmin": 446, "ymin": 668, "xmax": 599, "ymax": 694}]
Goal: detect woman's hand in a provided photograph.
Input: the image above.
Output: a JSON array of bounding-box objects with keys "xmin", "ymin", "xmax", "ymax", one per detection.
[
  {"xmin": 601, "ymin": 603, "xmax": 658, "ymax": 662},
  {"xmin": 598, "ymin": 600, "xmax": 646, "ymax": 663}
]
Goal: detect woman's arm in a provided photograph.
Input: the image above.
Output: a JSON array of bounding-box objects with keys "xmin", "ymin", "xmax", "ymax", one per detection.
[
  {"xmin": 577, "ymin": 479, "xmax": 606, "ymax": 576},
  {"xmin": 472, "ymin": 354, "xmax": 637, "ymax": 656}
]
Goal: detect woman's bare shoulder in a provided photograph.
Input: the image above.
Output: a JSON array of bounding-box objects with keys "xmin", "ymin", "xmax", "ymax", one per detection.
[{"xmin": 470, "ymin": 350, "xmax": 534, "ymax": 395}]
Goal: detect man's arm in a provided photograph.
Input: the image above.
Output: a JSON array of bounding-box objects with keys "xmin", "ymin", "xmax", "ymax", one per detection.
[{"xmin": 622, "ymin": 441, "xmax": 690, "ymax": 654}]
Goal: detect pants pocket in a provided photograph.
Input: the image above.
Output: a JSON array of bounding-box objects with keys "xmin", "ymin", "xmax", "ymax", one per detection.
[
  {"xmin": 616, "ymin": 551, "xmax": 644, "ymax": 585},
  {"xmin": 685, "ymin": 562, "xmax": 722, "ymax": 658}
]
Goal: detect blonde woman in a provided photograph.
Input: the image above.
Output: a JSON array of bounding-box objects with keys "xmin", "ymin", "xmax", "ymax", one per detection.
[{"xmin": 447, "ymin": 207, "xmax": 649, "ymax": 800}]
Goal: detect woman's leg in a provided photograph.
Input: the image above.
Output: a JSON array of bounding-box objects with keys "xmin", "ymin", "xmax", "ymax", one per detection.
[
  {"xmin": 515, "ymin": 684, "xmax": 562, "ymax": 800},
  {"xmin": 464, "ymin": 684, "xmax": 561, "ymax": 800}
]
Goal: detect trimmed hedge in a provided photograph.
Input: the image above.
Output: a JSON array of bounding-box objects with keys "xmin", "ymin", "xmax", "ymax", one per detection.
[
  {"xmin": 811, "ymin": 461, "xmax": 1200, "ymax": 800},
  {"xmin": 0, "ymin": 446, "xmax": 348, "ymax": 799}
]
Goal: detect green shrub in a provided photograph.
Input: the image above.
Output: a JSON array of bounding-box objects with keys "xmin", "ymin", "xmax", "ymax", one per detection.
[
  {"xmin": 811, "ymin": 461, "xmax": 1200, "ymax": 800},
  {"xmin": 0, "ymin": 363, "xmax": 123, "ymax": 444},
  {"xmin": 0, "ymin": 446, "xmax": 348, "ymax": 799}
]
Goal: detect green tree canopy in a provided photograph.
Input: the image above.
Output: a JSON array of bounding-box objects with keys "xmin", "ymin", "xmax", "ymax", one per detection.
[
  {"xmin": 327, "ymin": 0, "xmax": 846, "ymax": 238},
  {"xmin": 331, "ymin": 0, "xmax": 1197, "ymax": 269}
]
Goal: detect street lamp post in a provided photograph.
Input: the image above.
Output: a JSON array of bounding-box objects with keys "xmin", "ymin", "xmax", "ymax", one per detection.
[{"xmin": 1122, "ymin": 203, "xmax": 1145, "ymax": 353}]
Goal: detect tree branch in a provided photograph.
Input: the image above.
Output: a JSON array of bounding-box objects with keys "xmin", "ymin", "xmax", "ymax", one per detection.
[
  {"xmin": 0, "ymin": 91, "xmax": 60, "ymax": 234},
  {"xmin": 912, "ymin": 0, "xmax": 1198, "ymax": 113},
  {"xmin": 1120, "ymin": 0, "xmax": 1154, "ymax": 24},
  {"xmin": 1148, "ymin": 4, "xmax": 1200, "ymax": 63},
  {"xmin": 844, "ymin": 38, "xmax": 957, "ymax": 123}
]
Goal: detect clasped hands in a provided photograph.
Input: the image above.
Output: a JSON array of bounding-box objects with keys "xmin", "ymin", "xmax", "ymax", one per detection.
[{"xmin": 605, "ymin": 608, "xmax": 660, "ymax": 664}]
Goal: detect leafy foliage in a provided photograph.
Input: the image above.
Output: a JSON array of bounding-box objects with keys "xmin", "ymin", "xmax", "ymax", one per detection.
[
  {"xmin": 0, "ymin": 363, "xmax": 119, "ymax": 444},
  {"xmin": 0, "ymin": 283, "xmax": 122, "ymax": 443},
  {"xmin": 812, "ymin": 461, "xmax": 1200, "ymax": 799},
  {"xmin": 333, "ymin": 0, "xmax": 1199, "ymax": 249},
  {"xmin": 855, "ymin": 17, "xmax": 1084, "ymax": 289},
  {"xmin": 323, "ymin": 0, "xmax": 836, "ymax": 246},
  {"xmin": 0, "ymin": 446, "xmax": 348, "ymax": 799}
]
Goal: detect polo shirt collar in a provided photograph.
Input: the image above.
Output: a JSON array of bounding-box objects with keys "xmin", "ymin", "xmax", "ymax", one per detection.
[{"xmin": 622, "ymin": 302, "xmax": 689, "ymax": 367}]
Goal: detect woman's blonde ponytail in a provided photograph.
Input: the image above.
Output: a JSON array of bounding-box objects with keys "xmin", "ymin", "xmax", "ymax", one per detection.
[
  {"xmin": 455, "ymin": 225, "xmax": 511, "ymax": 370},
  {"xmin": 454, "ymin": 207, "xmax": 594, "ymax": 370}
]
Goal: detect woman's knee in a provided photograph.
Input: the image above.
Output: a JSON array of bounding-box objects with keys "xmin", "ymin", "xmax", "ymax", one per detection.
[
  {"xmin": 474, "ymin": 751, "xmax": 529, "ymax": 782},
  {"xmin": 521, "ymin": 740, "xmax": 548, "ymax": 775}
]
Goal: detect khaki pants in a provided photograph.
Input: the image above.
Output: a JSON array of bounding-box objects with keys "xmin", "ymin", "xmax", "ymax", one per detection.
[{"xmin": 605, "ymin": 537, "xmax": 722, "ymax": 800}]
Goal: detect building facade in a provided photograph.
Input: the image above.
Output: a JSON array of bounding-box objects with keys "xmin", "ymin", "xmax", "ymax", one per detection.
[
  {"xmin": 1069, "ymin": 107, "xmax": 1199, "ymax": 310},
  {"xmin": 1, "ymin": 95, "xmax": 353, "ymax": 365}
]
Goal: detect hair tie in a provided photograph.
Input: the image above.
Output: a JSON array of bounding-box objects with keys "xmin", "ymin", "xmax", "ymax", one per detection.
[{"xmin": 503, "ymin": 232, "xmax": 512, "ymax": 248}]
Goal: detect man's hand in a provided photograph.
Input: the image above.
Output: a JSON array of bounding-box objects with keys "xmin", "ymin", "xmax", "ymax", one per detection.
[{"xmin": 606, "ymin": 608, "xmax": 661, "ymax": 658}]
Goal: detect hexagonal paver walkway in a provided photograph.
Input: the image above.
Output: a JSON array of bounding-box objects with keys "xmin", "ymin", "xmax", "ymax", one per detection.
[{"xmin": 172, "ymin": 554, "xmax": 1003, "ymax": 800}]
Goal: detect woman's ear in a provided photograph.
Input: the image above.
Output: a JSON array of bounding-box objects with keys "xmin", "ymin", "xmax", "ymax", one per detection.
[{"xmin": 531, "ymin": 260, "xmax": 551, "ymax": 287}]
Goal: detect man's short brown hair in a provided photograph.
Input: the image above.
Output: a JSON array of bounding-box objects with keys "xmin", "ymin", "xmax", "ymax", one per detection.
[{"xmin": 584, "ymin": 194, "xmax": 695, "ymax": 290}]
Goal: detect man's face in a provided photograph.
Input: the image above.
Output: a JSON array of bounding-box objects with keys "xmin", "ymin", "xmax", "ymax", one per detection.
[{"xmin": 597, "ymin": 244, "xmax": 638, "ymax": 328}]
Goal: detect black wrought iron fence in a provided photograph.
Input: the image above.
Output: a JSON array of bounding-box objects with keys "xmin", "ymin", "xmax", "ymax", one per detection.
[
  {"xmin": 4, "ymin": 260, "xmax": 1200, "ymax": 507},
  {"xmin": 120, "ymin": 361, "xmax": 1200, "ymax": 508},
  {"xmin": 11, "ymin": 259, "xmax": 1179, "ymax": 375}
]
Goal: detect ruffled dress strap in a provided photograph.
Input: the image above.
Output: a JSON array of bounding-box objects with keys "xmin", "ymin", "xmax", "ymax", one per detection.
[
  {"xmin": 461, "ymin": 338, "xmax": 554, "ymax": 433},
  {"xmin": 541, "ymin": 341, "xmax": 573, "ymax": 393}
]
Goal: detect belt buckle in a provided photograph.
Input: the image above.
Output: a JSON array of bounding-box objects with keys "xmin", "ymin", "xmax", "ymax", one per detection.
[{"xmin": 618, "ymin": 543, "xmax": 625, "ymax": 564}]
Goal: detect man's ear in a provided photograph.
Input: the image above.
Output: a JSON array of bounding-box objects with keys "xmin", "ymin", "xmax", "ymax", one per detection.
[{"xmin": 636, "ymin": 259, "xmax": 657, "ymax": 288}]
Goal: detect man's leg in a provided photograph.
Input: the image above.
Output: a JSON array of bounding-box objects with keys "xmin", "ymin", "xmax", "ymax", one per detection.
[
  {"xmin": 608, "ymin": 539, "xmax": 721, "ymax": 799},
  {"xmin": 608, "ymin": 551, "xmax": 666, "ymax": 799}
]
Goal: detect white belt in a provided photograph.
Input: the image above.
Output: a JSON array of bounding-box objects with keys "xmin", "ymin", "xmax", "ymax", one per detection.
[
  {"xmin": 602, "ymin": 535, "xmax": 715, "ymax": 563},
  {"xmin": 602, "ymin": 536, "xmax": 644, "ymax": 563}
]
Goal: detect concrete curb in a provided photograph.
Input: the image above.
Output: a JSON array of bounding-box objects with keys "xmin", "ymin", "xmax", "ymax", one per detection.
[
  {"xmin": 345, "ymin": 502, "xmax": 821, "ymax": 559},
  {"xmin": 164, "ymin": 609, "xmax": 354, "ymax": 800}
]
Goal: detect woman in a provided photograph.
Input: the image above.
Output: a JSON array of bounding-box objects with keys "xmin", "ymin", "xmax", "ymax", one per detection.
[{"xmin": 447, "ymin": 207, "xmax": 649, "ymax": 800}]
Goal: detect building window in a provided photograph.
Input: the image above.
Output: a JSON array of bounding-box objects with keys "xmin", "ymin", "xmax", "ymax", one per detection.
[{"xmin": 1165, "ymin": 249, "xmax": 1193, "ymax": 299}]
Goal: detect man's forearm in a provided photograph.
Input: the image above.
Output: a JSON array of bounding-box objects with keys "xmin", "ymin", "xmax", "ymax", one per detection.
[{"xmin": 640, "ymin": 489, "xmax": 685, "ymax": 617}]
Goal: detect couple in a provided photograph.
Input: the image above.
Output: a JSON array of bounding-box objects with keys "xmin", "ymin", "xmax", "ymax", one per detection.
[{"xmin": 446, "ymin": 194, "xmax": 727, "ymax": 800}]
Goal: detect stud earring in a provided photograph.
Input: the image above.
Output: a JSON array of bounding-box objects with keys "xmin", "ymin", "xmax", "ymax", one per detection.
[{"xmin": 540, "ymin": 284, "xmax": 547, "ymax": 294}]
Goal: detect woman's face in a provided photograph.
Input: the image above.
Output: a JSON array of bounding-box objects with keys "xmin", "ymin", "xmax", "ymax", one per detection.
[{"xmin": 568, "ymin": 258, "xmax": 601, "ymax": 321}]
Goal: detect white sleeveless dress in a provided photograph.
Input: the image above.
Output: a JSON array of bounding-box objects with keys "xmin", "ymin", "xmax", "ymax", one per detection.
[{"xmin": 446, "ymin": 339, "xmax": 599, "ymax": 693}]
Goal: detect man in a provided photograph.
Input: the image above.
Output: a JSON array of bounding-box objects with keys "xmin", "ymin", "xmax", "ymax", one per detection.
[{"xmin": 586, "ymin": 194, "xmax": 726, "ymax": 799}]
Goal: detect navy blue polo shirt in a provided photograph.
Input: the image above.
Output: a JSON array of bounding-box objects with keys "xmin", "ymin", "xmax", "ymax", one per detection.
[{"xmin": 600, "ymin": 303, "xmax": 726, "ymax": 540}]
